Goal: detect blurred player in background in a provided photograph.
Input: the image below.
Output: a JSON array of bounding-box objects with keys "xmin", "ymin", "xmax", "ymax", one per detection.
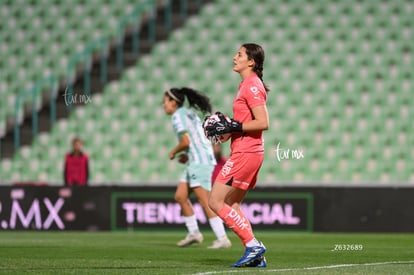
[
  {"xmin": 211, "ymin": 143, "xmax": 227, "ymax": 184},
  {"xmin": 162, "ymin": 87, "xmax": 231, "ymax": 249},
  {"xmin": 64, "ymin": 137, "xmax": 89, "ymax": 186},
  {"xmin": 205, "ymin": 43, "xmax": 269, "ymax": 267}
]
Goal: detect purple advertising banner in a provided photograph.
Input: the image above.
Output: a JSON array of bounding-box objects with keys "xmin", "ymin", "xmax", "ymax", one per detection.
[
  {"xmin": 0, "ymin": 187, "xmax": 312, "ymax": 231},
  {"xmin": 1, "ymin": 186, "xmax": 412, "ymax": 232},
  {"xmin": 110, "ymin": 192, "xmax": 313, "ymax": 231},
  {"xmin": 0, "ymin": 186, "xmax": 109, "ymax": 230}
]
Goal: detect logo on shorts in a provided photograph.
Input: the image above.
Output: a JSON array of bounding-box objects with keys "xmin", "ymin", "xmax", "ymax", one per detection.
[
  {"xmin": 221, "ymin": 161, "xmax": 234, "ymax": 177},
  {"xmin": 234, "ymin": 180, "xmax": 250, "ymax": 187}
]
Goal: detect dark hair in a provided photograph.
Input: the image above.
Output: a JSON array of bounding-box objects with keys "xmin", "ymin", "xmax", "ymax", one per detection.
[
  {"xmin": 242, "ymin": 43, "xmax": 269, "ymax": 92},
  {"xmin": 72, "ymin": 137, "xmax": 82, "ymax": 144},
  {"xmin": 165, "ymin": 87, "xmax": 212, "ymax": 114}
]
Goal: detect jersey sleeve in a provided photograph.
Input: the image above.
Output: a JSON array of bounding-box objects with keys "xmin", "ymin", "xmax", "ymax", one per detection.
[
  {"xmin": 242, "ymin": 82, "xmax": 267, "ymax": 109},
  {"xmin": 171, "ymin": 111, "xmax": 187, "ymax": 138}
]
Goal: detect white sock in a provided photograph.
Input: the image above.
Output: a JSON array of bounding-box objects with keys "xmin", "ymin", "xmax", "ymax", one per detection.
[
  {"xmin": 246, "ymin": 237, "xmax": 260, "ymax": 248},
  {"xmin": 209, "ymin": 216, "xmax": 227, "ymax": 239},
  {"xmin": 183, "ymin": 215, "xmax": 199, "ymax": 234}
]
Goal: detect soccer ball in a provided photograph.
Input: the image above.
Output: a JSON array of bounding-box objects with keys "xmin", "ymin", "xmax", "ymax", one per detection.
[{"xmin": 203, "ymin": 114, "xmax": 232, "ymax": 143}]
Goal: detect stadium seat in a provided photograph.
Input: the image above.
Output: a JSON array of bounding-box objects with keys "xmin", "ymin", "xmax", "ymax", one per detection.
[
  {"xmin": 1, "ymin": 0, "xmax": 413, "ymax": 185},
  {"xmin": 0, "ymin": 0, "xmax": 141, "ymax": 135}
]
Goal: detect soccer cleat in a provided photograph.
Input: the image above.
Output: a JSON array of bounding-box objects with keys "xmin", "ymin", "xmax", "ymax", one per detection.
[
  {"xmin": 176, "ymin": 232, "xmax": 203, "ymax": 247},
  {"xmin": 239, "ymin": 256, "xmax": 267, "ymax": 268},
  {"xmin": 207, "ymin": 237, "xmax": 232, "ymax": 249},
  {"xmin": 255, "ymin": 256, "xmax": 267, "ymax": 268},
  {"xmin": 230, "ymin": 242, "xmax": 266, "ymax": 267}
]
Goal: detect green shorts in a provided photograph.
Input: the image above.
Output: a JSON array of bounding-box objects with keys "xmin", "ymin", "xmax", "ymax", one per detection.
[{"xmin": 180, "ymin": 163, "xmax": 214, "ymax": 191}]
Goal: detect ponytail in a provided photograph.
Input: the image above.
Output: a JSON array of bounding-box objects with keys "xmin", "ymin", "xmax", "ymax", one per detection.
[
  {"xmin": 254, "ymin": 64, "xmax": 270, "ymax": 93},
  {"xmin": 242, "ymin": 43, "xmax": 270, "ymax": 93},
  {"xmin": 165, "ymin": 87, "xmax": 212, "ymax": 114}
]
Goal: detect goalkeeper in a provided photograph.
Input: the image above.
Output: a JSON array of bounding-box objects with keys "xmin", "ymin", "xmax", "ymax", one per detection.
[{"xmin": 205, "ymin": 43, "xmax": 269, "ymax": 267}]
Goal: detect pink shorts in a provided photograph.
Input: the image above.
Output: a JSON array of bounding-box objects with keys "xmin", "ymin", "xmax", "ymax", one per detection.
[{"xmin": 215, "ymin": 152, "xmax": 264, "ymax": 190}]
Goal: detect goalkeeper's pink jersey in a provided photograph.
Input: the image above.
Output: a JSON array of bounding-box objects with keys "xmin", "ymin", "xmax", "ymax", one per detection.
[{"xmin": 231, "ymin": 73, "xmax": 267, "ymax": 153}]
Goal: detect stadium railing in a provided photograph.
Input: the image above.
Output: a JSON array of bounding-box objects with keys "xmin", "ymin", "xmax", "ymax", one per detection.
[
  {"xmin": 13, "ymin": 75, "xmax": 58, "ymax": 150},
  {"xmin": 65, "ymin": 37, "xmax": 109, "ymax": 110},
  {"xmin": 8, "ymin": 0, "xmax": 202, "ymax": 156}
]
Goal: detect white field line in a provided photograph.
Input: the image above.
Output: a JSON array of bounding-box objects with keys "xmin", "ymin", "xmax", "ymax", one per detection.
[{"xmin": 190, "ymin": 260, "xmax": 414, "ymax": 275}]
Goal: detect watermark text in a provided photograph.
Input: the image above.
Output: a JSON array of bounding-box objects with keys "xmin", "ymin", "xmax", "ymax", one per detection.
[
  {"xmin": 63, "ymin": 87, "xmax": 92, "ymax": 107},
  {"xmin": 275, "ymin": 142, "xmax": 304, "ymax": 162}
]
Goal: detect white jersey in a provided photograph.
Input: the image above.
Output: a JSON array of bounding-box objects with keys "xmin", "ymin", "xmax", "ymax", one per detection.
[{"xmin": 172, "ymin": 107, "xmax": 216, "ymax": 165}]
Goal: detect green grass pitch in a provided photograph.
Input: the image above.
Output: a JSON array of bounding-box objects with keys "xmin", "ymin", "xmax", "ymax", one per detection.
[{"xmin": 0, "ymin": 231, "xmax": 413, "ymax": 274}]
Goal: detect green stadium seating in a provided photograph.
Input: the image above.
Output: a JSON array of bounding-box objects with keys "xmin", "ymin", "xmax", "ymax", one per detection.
[
  {"xmin": 0, "ymin": 0, "xmax": 139, "ymax": 132},
  {"xmin": 1, "ymin": 0, "xmax": 413, "ymax": 185}
]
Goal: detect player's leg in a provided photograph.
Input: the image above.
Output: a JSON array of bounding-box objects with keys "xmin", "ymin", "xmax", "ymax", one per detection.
[
  {"xmin": 174, "ymin": 181, "xmax": 193, "ymax": 216},
  {"xmin": 209, "ymin": 153, "xmax": 266, "ymax": 267},
  {"xmin": 209, "ymin": 183, "xmax": 254, "ymax": 245},
  {"xmin": 209, "ymin": 183, "xmax": 266, "ymax": 267},
  {"xmin": 192, "ymin": 186, "xmax": 231, "ymax": 249},
  {"xmin": 175, "ymin": 181, "xmax": 203, "ymax": 247},
  {"xmin": 190, "ymin": 164, "xmax": 230, "ymax": 248},
  {"xmin": 225, "ymin": 188, "xmax": 264, "ymax": 249}
]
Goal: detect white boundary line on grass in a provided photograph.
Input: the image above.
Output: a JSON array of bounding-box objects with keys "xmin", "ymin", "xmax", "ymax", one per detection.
[{"xmin": 191, "ymin": 260, "xmax": 414, "ymax": 275}]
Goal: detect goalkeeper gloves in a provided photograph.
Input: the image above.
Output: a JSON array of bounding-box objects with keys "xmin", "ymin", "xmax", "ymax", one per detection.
[{"xmin": 205, "ymin": 112, "xmax": 242, "ymax": 137}]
